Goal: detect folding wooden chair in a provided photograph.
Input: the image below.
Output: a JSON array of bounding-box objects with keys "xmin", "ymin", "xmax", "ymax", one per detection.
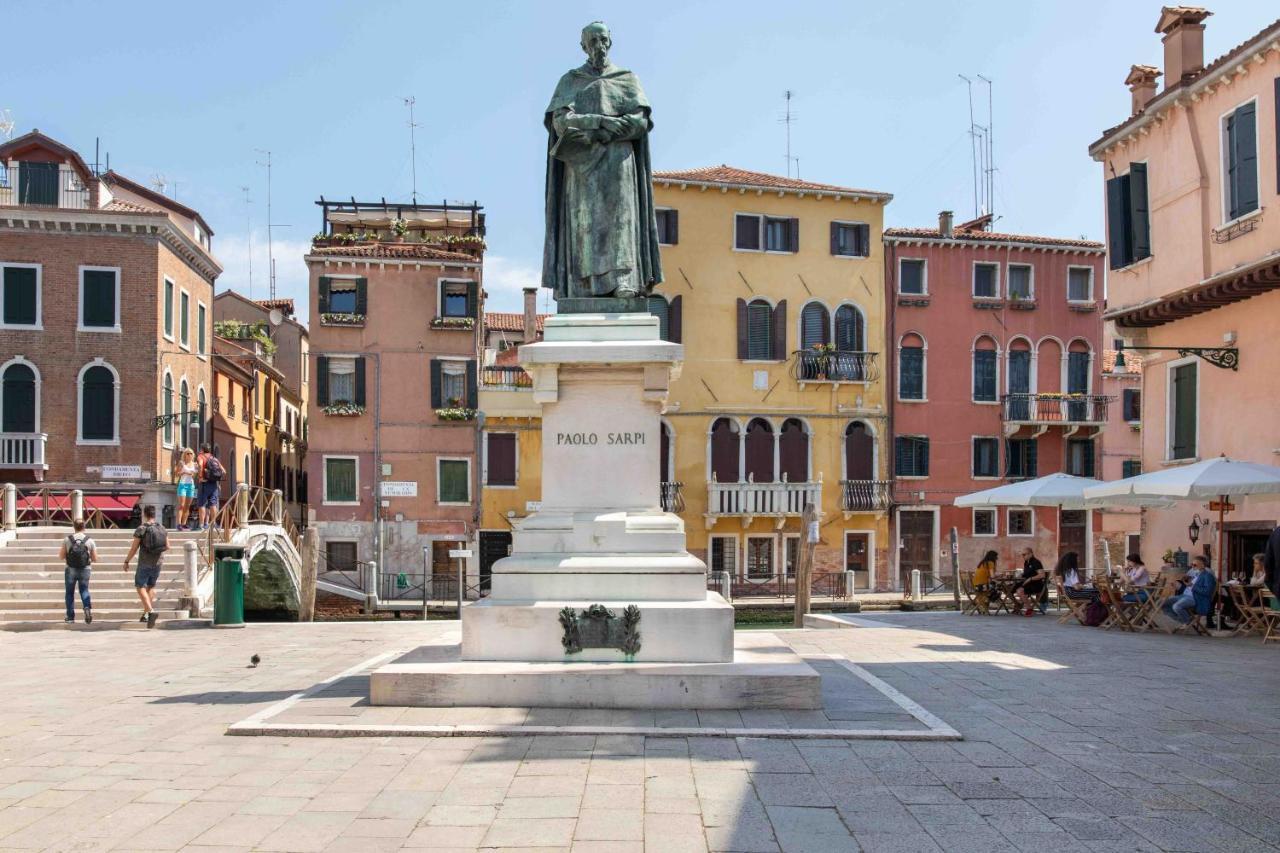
[
  {"xmin": 959, "ymin": 571, "xmax": 983, "ymax": 616},
  {"xmin": 1228, "ymin": 585, "xmax": 1267, "ymax": 637},
  {"xmin": 1259, "ymin": 589, "xmax": 1280, "ymax": 645},
  {"xmin": 1056, "ymin": 579, "xmax": 1091, "ymax": 626}
]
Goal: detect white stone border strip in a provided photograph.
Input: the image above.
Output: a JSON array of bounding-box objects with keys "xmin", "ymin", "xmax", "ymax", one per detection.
[{"xmin": 227, "ymin": 649, "xmax": 961, "ymax": 741}]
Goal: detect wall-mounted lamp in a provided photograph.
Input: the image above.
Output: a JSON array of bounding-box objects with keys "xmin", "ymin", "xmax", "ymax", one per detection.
[{"xmin": 1188, "ymin": 513, "xmax": 1205, "ymax": 545}]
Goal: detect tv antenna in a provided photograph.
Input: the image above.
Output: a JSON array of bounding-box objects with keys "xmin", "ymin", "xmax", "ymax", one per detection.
[
  {"xmin": 255, "ymin": 149, "xmax": 291, "ymax": 301},
  {"xmin": 959, "ymin": 74, "xmax": 995, "ymax": 220},
  {"xmin": 241, "ymin": 186, "xmax": 254, "ymax": 299},
  {"xmin": 0, "ymin": 110, "xmax": 14, "ymax": 140},
  {"xmin": 779, "ymin": 90, "xmax": 799, "ymax": 178},
  {"xmin": 404, "ymin": 96, "xmax": 420, "ymax": 204}
]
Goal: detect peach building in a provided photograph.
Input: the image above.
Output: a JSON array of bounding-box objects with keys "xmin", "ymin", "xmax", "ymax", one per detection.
[{"xmin": 1088, "ymin": 8, "xmax": 1280, "ymax": 575}]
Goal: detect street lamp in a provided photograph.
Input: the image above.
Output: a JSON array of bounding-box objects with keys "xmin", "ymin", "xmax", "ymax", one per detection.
[{"xmin": 1188, "ymin": 513, "xmax": 1205, "ymax": 545}]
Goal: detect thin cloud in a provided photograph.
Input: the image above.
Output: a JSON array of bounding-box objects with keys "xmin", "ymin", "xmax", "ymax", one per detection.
[
  {"xmin": 215, "ymin": 230, "xmax": 312, "ymax": 319},
  {"xmin": 484, "ymin": 255, "xmax": 551, "ymax": 314}
]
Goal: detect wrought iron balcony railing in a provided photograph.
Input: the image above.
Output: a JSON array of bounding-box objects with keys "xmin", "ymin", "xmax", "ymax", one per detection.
[
  {"xmin": 1001, "ymin": 393, "xmax": 1111, "ymax": 426},
  {"xmin": 481, "ymin": 364, "xmax": 532, "ymax": 390},
  {"xmin": 0, "ymin": 164, "xmax": 90, "ymax": 210},
  {"xmin": 839, "ymin": 479, "xmax": 892, "ymax": 512},
  {"xmin": 660, "ymin": 481, "xmax": 684, "ymax": 513},
  {"xmin": 791, "ymin": 349, "xmax": 879, "ymax": 384}
]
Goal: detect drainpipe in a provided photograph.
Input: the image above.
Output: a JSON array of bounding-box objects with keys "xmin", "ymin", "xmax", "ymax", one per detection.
[
  {"xmin": 370, "ymin": 351, "xmax": 383, "ymax": 573},
  {"xmin": 885, "ymin": 238, "xmax": 898, "ymax": 593}
]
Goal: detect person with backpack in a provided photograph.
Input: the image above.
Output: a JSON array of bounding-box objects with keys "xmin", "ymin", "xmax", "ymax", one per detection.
[
  {"xmin": 123, "ymin": 504, "xmax": 169, "ymax": 628},
  {"xmin": 59, "ymin": 519, "xmax": 97, "ymax": 624},
  {"xmin": 196, "ymin": 443, "xmax": 224, "ymax": 531}
]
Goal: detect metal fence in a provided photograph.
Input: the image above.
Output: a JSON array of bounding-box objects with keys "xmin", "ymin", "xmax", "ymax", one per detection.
[
  {"xmin": 0, "ymin": 165, "xmax": 90, "ymax": 209},
  {"xmin": 722, "ymin": 572, "xmax": 851, "ymax": 600},
  {"xmin": 840, "ymin": 479, "xmax": 892, "ymax": 512},
  {"xmin": 481, "ymin": 365, "xmax": 532, "ymax": 389}
]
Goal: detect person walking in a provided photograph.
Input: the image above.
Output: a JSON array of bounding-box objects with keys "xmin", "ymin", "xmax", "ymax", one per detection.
[
  {"xmin": 173, "ymin": 447, "xmax": 198, "ymax": 530},
  {"xmin": 196, "ymin": 443, "xmax": 224, "ymax": 531},
  {"xmin": 123, "ymin": 505, "xmax": 169, "ymax": 628},
  {"xmin": 59, "ymin": 519, "xmax": 97, "ymax": 624}
]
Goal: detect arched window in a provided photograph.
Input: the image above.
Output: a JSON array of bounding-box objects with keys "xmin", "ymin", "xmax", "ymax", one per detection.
[
  {"xmin": 162, "ymin": 372, "xmax": 174, "ymax": 446},
  {"xmin": 647, "ymin": 295, "xmax": 669, "ymax": 342},
  {"xmin": 1, "ymin": 361, "xmax": 37, "ymax": 433},
  {"xmin": 196, "ymin": 387, "xmax": 208, "ymax": 447},
  {"xmin": 179, "ymin": 379, "xmax": 190, "ymax": 449},
  {"xmin": 800, "ymin": 302, "xmax": 829, "ymax": 349},
  {"xmin": 744, "ymin": 418, "xmax": 775, "ymax": 483},
  {"xmin": 779, "ymin": 418, "xmax": 809, "ymax": 483},
  {"xmin": 972, "ymin": 336, "xmax": 998, "ymax": 402},
  {"xmin": 844, "ymin": 421, "xmax": 874, "ymax": 480},
  {"xmin": 898, "ymin": 333, "xmax": 925, "ymax": 400},
  {"xmin": 1066, "ymin": 340, "xmax": 1092, "ymax": 422},
  {"xmin": 1007, "ymin": 339, "xmax": 1033, "ymax": 420},
  {"xmin": 834, "ymin": 305, "xmax": 864, "ymax": 352},
  {"xmin": 78, "ymin": 362, "xmax": 118, "ymax": 443},
  {"xmin": 746, "ymin": 299, "xmax": 774, "ymax": 360},
  {"xmin": 709, "ymin": 418, "xmax": 739, "ymax": 483}
]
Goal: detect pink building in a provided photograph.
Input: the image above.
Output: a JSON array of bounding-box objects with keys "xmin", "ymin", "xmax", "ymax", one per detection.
[
  {"xmin": 884, "ymin": 213, "xmax": 1106, "ymax": 586},
  {"xmin": 1089, "ymin": 9, "xmax": 1280, "ymax": 577},
  {"xmin": 1098, "ymin": 321, "xmax": 1143, "ymax": 564}
]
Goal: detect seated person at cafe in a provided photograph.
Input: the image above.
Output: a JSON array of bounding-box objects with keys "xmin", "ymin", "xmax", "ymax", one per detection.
[
  {"xmin": 1161, "ymin": 555, "xmax": 1210, "ymax": 624},
  {"xmin": 1121, "ymin": 553, "xmax": 1151, "ymax": 603},
  {"xmin": 1055, "ymin": 551, "xmax": 1096, "ymax": 601},
  {"xmin": 1012, "ymin": 547, "xmax": 1047, "ymax": 616},
  {"xmin": 973, "ymin": 550, "xmax": 998, "ymax": 611},
  {"xmin": 1250, "ymin": 553, "xmax": 1267, "ymax": 587}
]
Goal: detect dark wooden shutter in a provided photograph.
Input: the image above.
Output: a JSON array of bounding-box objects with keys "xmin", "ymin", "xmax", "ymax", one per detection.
[
  {"xmin": 3, "ymin": 267, "xmax": 36, "ymax": 325},
  {"xmin": 466, "ymin": 361, "xmax": 478, "ymax": 409},
  {"xmin": 771, "ymin": 299, "xmax": 787, "ymax": 360},
  {"xmin": 834, "ymin": 305, "xmax": 861, "ymax": 351},
  {"xmin": 845, "ymin": 423, "xmax": 873, "ymax": 480},
  {"xmin": 856, "ymin": 223, "xmax": 870, "ymax": 256},
  {"xmin": 430, "ymin": 359, "xmax": 442, "ymax": 409},
  {"xmin": 83, "ymin": 270, "xmax": 116, "ymax": 327},
  {"xmin": 487, "ymin": 433, "xmax": 516, "ymax": 486},
  {"xmin": 318, "ymin": 277, "xmax": 331, "ymax": 314},
  {"xmin": 668, "ymin": 209, "xmax": 678, "ymax": 245},
  {"xmin": 734, "ymin": 215, "xmax": 758, "ymax": 250},
  {"xmin": 1067, "ymin": 352, "xmax": 1090, "ymax": 394},
  {"xmin": 1230, "ymin": 102, "xmax": 1258, "ymax": 219},
  {"xmin": 354, "ymin": 357, "xmax": 366, "ymax": 406},
  {"xmin": 779, "ymin": 420, "xmax": 808, "ymax": 482},
  {"xmin": 316, "ymin": 356, "xmax": 329, "ymax": 405},
  {"xmin": 1, "ymin": 364, "xmax": 35, "ymax": 432},
  {"xmin": 744, "ymin": 421, "xmax": 774, "ymax": 483},
  {"xmin": 667, "ymin": 295, "xmax": 682, "ymax": 343},
  {"xmin": 710, "ymin": 419, "xmax": 739, "ymax": 482},
  {"xmin": 801, "ymin": 302, "xmax": 829, "ymax": 348},
  {"xmin": 736, "ymin": 298, "xmax": 748, "ymax": 359},
  {"xmin": 829, "ymin": 222, "xmax": 840, "ymax": 255},
  {"xmin": 81, "ymin": 366, "xmax": 113, "ymax": 440},
  {"xmin": 787, "ymin": 218, "xmax": 800, "ymax": 253},
  {"xmin": 1106, "ymin": 175, "xmax": 1128, "ymax": 270},
  {"xmin": 1122, "ymin": 388, "xmax": 1140, "ymax": 421},
  {"xmin": 1172, "ymin": 363, "xmax": 1197, "ymax": 458},
  {"xmin": 354, "ymin": 278, "xmax": 368, "ymax": 315},
  {"xmin": 1082, "ymin": 440, "xmax": 1095, "ymax": 477},
  {"xmin": 973, "ymin": 350, "xmax": 996, "ymax": 401},
  {"xmin": 1128, "ymin": 163, "xmax": 1150, "ymax": 262},
  {"xmin": 465, "ymin": 281, "xmax": 479, "ymax": 318}
]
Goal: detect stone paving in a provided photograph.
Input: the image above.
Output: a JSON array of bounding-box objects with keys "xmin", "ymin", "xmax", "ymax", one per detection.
[{"xmin": 0, "ymin": 613, "xmax": 1277, "ymax": 851}]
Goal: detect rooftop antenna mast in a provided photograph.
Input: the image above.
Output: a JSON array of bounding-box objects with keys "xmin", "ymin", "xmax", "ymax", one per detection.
[
  {"xmin": 779, "ymin": 90, "xmax": 799, "ymax": 178},
  {"xmin": 241, "ymin": 186, "xmax": 254, "ymax": 299},
  {"xmin": 977, "ymin": 74, "xmax": 994, "ymax": 222},
  {"xmin": 404, "ymin": 96, "xmax": 419, "ymax": 204},
  {"xmin": 959, "ymin": 75, "xmax": 981, "ymax": 219},
  {"xmin": 254, "ymin": 149, "xmax": 286, "ymax": 301}
]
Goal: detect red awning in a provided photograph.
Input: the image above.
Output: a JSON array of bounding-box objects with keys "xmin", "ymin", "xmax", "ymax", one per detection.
[{"xmin": 17, "ymin": 494, "xmax": 139, "ymax": 516}]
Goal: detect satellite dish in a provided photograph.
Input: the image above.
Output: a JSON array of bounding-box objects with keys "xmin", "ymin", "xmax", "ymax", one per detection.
[{"xmin": 268, "ymin": 308, "xmax": 284, "ymax": 327}]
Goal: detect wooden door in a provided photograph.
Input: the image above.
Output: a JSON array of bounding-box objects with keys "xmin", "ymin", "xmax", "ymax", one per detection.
[
  {"xmin": 478, "ymin": 531, "xmax": 512, "ymax": 594},
  {"xmin": 1058, "ymin": 510, "xmax": 1086, "ymax": 561},
  {"xmin": 898, "ymin": 511, "xmax": 934, "ymax": 588},
  {"xmin": 846, "ymin": 533, "xmax": 870, "ymax": 589}
]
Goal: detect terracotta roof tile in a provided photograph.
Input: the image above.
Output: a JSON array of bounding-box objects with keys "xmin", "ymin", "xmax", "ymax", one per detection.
[
  {"xmin": 308, "ymin": 243, "xmax": 476, "ymax": 261},
  {"xmin": 883, "ymin": 226, "xmax": 1104, "ymax": 251},
  {"xmin": 485, "ymin": 312, "xmax": 549, "ymax": 332},
  {"xmin": 254, "ymin": 298, "xmax": 295, "ymax": 315},
  {"xmin": 654, "ymin": 165, "xmax": 891, "ymax": 199},
  {"xmin": 103, "ymin": 199, "xmax": 164, "ymax": 214}
]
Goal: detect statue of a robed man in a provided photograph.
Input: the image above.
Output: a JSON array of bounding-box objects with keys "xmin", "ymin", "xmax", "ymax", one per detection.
[{"xmin": 542, "ymin": 22, "xmax": 663, "ymax": 310}]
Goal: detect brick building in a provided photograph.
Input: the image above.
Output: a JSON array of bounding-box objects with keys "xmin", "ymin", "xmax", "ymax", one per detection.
[{"xmin": 0, "ymin": 131, "xmax": 220, "ymax": 522}]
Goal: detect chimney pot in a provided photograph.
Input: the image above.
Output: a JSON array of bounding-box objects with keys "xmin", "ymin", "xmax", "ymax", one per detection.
[
  {"xmin": 522, "ymin": 287, "xmax": 538, "ymax": 343},
  {"xmin": 1125, "ymin": 65, "xmax": 1162, "ymax": 115},
  {"xmin": 938, "ymin": 210, "xmax": 954, "ymax": 239},
  {"xmin": 1156, "ymin": 6, "xmax": 1212, "ymax": 88}
]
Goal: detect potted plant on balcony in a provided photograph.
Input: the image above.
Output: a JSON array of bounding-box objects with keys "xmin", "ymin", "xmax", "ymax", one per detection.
[
  {"xmin": 435, "ymin": 396, "xmax": 477, "ymax": 421},
  {"xmin": 392, "ymin": 218, "xmax": 409, "ymax": 242},
  {"xmin": 430, "ymin": 316, "xmax": 476, "ymax": 330},
  {"xmin": 323, "ymin": 400, "xmax": 366, "ymax": 417}
]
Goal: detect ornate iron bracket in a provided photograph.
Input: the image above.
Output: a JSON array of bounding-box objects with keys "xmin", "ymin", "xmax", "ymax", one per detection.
[{"xmin": 1116, "ymin": 344, "xmax": 1238, "ymax": 371}]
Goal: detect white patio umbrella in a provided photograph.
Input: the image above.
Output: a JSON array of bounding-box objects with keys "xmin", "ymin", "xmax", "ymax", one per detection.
[
  {"xmin": 955, "ymin": 472, "xmax": 1108, "ymax": 510},
  {"xmin": 1083, "ymin": 456, "xmax": 1280, "ymax": 580}
]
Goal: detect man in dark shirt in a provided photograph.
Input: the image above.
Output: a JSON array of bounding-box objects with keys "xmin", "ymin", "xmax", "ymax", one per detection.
[{"xmin": 1013, "ymin": 547, "xmax": 1046, "ymax": 616}]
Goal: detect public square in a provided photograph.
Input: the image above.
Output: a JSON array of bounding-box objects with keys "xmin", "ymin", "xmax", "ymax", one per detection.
[{"xmin": 1, "ymin": 615, "xmax": 1276, "ymax": 852}]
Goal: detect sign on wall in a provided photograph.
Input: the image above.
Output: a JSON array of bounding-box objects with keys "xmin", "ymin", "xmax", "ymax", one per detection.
[
  {"xmin": 380, "ymin": 481, "xmax": 418, "ymax": 497},
  {"xmin": 100, "ymin": 465, "xmax": 143, "ymax": 480}
]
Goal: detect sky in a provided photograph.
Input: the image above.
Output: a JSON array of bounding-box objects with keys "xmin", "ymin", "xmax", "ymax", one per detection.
[{"xmin": 5, "ymin": 0, "xmax": 1274, "ymax": 316}]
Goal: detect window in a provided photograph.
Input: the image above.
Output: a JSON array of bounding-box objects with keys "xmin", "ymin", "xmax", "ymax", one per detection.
[
  {"xmin": 438, "ymin": 458, "xmax": 471, "ymax": 504},
  {"xmin": 18, "ymin": 162, "xmax": 58, "ymax": 205},
  {"xmin": 830, "ymin": 222, "xmax": 870, "ymax": 257},
  {"xmin": 655, "ymin": 208, "xmax": 678, "ymax": 245},
  {"xmin": 973, "ymin": 263, "xmax": 999, "ymax": 298},
  {"xmin": 77, "ymin": 361, "xmax": 117, "ymax": 444},
  {"xmin": 1008, "ymin": 508, "xmax": 1033, "ymax": 536},
  {"xmin": 709, "ymin": 535, "xmax": 737, "ymax": 575},
  {"xmin": 972, "ymin": 437, "xmax": 999, "ymax": 478},
  {"xmin": 1067, "ymin": 439, "xmax": 1095, "ymax": 477},
  {"xmin": 1068, "ymin": 267, "xmax": 1093, "ymax": 302},
  {"xmin": 434, "ymin": 360, "xmax": 469, "ymax": 408},
  {"xmin": 326, "ymin": 541, "xmax": 357, "ymax": 572},
  {"xmin": 197, "ymin": 302, "xmax": 207, "ymax": 355},
  {"xmin": 327, "ymin": 280, "xmax": 359, "ymax": 314},
  {"xmin": 1, "ymin": 361, "xmax": 37, "ymax": 433},
  {"xmin": 440, "ymin": 280, "xmax": 475, "ymax": 318},
  {"xmin": 746, "ymin": 537, "xmax": 774, "ymax": 579},
  {"xmin": 1106, "ymin": 162, "xmax": 1151, "ymax": 270},
  {"xmin": 710, "ymin": 418, "xmax": 740, "ymax": 483},
  {"xmin": 898, "ymin": 334, "xmax": 925, "ymax": 400},
  {"xmin": 323, "ymin": 457, "xmax": 358, "ymax": 504},
  {"xmin": 1006, "ymin": 438, "xmax": 1037, "ymax": 479},
  {"xmin": 163, "ymin": 279, "xmax": 174, "ymax": 338},
  {"xmin": 899, "ymin": 259, "xmax": 926, "ymax": 295},
  {"xmin": 1007, "ymin": 264, "xmax": 1032, "ymax": 300},
  {"xmin": 745, "ymin": 299, "xmax": 775, "ymax": 360},
  {"xmin": 179, "ymin": 290, "xmax": 190, "ymax": 348},
  {"xmin": 1169, "ymin": 361, "xmax": 1197, "ymax": 460},
  {"xmin": 973, "ymin": 509, "xmax": 996, "ymax": 537},
  {"xmin": 1, "ymin": 264, "xmax": 40, "ymax": 327},
  {"xmin": 784, "ymin": 536, "xmax": 799, "ymax": 578},
  {"xmin": 973, "ymin": 343, "xmax": 997, "ymax": 402},
  {"xmin": 325, "ymin": 357, "xmax": 357, "ymax": 404},
  {"xmin": 833, "ymin": 305, "xmax": 863, "ymax": 352},
  {"xmin": 735, "ymin": 214, "xmax": 797, "ymax": 253},
  {"xmin": 895, "ymin": 435, "xmax": 929, "ymax": 477},
  {"xmin": 778, "ymin": 418, "xmax": 809, "ymax": 483},
  {"xmin": 162, "ymin": 372, "xmax": 174, "ymax": 447},
  {"xmin": 1223, "ymin": 100, "xmax": 1259, "ymax": 222},
  {"xmin": 178, "ymin": 379, "xmax": 189, "ymax": 445},
  {"xmin": 744, "ymin": 418, "xmax": 775, "ymax": 483},
  {"xmin": 1122, "ymin": 388, "xmax": 1141, "ymax": 422},
  {"xmin": 1122, "ymin": 459, "xmax": 1142, "ymax": 478},
  {"xmin": 800, "ymin": 302, "xmax": 830, "ymax": 349},
  {"xmin": 648, "ymin": 295, "xmax": 669, "ymax": 341},
  {"xmin": 486, "ymin": 432, "xmax": 517, "ymax": 487},
  {"xmin": 79, "ymin": 267, "xmax": 119, "ymax": 330}
]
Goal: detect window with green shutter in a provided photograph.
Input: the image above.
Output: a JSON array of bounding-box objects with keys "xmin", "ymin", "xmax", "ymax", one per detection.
[
  {"xmin": 163, "ymin": 279, "xmax": 174, "ymax": 337},
  {"xmin": 197, "ymin": 303, "xmax": 207, "ymax": 354},
  {"xmin": 180, "ymin": 290, "xmax": 190, "ymax": 347},
  {"xmin": 1170, "ymin": 362, "xmax": 1197, "ymax": 460},
  {"xmin": 1, "ymin": 363, "xmax": 36, "ymax": 433},
  {"xmin": 80, "ymin": 364, "xmax": 115, "ymax": 441},
  {"xmin": 2, "ymin": 265, "xmax": 39, "ymax": 326},
  {"xmin": 324, "ymin": 457, "xmax": 358, "ymax": 503},
  {"xmin": 894, "ymin": 435, "xmax": 929, "ymax": 477},
  {"xmin": 438, "ymin": 459, "xmax": 470, "ymax": 504},
  {"xmin": 80, "ymin": 269, "xmax": 118, "ymax": 329},
  {"xmin": 1224, "ymin": 101, "xmax": 1259, "ymax": 221}
]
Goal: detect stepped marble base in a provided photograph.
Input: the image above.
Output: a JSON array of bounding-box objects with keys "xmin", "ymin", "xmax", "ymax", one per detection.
[{"xmin": 370, "ymin": 631, "xmax": 822, "ymax": 710}]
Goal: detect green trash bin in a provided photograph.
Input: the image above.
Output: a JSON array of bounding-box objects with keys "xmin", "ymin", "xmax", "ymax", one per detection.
[{"xmin": 213, "ymin": 544, "xmax": 248, "ymax": 628}]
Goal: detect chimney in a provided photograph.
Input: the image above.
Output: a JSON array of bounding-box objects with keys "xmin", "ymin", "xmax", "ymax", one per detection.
[
  {"xmin": 1156, "ymin": 6, "xmax": 1212, "ymax": 88},
  {"xmin": 522, "ymin": 287, "xmax": 538, "ymax": 343},
  {"xmin": 938, "ymin": 210, "xmax": 954, "ymax": 239},
  {"xmin": 1125, "ymin": 65, "xmax": 1162, "ymax": 115}
]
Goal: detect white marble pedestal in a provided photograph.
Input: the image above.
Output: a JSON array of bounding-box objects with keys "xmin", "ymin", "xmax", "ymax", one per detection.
[{"xmin": 370, "ymin": 313, "xmax": 820, "ymax": 710}]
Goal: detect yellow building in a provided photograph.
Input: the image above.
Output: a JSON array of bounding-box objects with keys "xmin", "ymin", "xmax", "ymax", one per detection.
[{"xmin": 651, "ymin": 166, "xmax": 893, "ymax": 591}]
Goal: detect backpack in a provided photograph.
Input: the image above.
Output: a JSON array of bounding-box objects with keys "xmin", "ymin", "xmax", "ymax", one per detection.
[
  {"xmin": 141, "ymin": 523, "xmax": 168, "ymax": 555},
  {"xmin": 203, "ymin": 456, "xmax": 225, "ymax": 482},
  {"xmin": 1083, "ymin": 600, "xmax": 1108, "ymax": 627},
  {"xmin": 66, "ymin": 535, "xmax": 92, "ymax": 570}
]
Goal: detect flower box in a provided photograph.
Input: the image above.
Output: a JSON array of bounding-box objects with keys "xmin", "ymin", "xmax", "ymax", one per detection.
[
  {"xmin": 435, "ymin": 407, "xmax": 477, "ymax": 422},
  {"xmin": 1008, "ymin": 299, "xmax": 1037, "ymax": 311},
  {"xmin": 430, "ymin": 316, "xmax": 476, "ymax": 330},
  {"xmin": 321, "ymin": 312, "xmax": 366, "ymax": 327},
  {"xmin": 972, "ymin": 299, "xmax": 1005, "ymax": 310},
  {"xmin": 1068, "ymin": 303, "xmax": 1097, "ymax": 313},
  {"xmin": 896, "ymin": 296, "xmax": 930, "ymax": 307},
  {"xmin": 323, "ymin": 402, "xmax": 366, "ymax": 417}
]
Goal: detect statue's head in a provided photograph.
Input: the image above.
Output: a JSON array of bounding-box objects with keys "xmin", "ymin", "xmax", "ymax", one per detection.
[{"xmin": 580, "ymin": 21, "xmax": 611, "ymax": 69}]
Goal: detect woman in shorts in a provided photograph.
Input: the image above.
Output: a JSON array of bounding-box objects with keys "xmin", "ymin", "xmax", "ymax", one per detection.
[{"xmin": 173, "ymin": 447, "xmax": 198, "ymax": 530}]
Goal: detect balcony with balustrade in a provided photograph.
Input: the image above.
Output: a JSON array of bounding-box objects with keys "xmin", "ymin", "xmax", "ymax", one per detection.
[
  {"xmin": 839, "ymin": 479, "xmax": 892, "ymax": 514},
  {"xmin": 706, "ymin": 474, "xmax": 822, "ymax": 529},
  {"xmin": 478, "ymin": 364, "xmax": 539, "ymax": 418},
  {"xmin": 791, "ymin": 348, "xmax": 880, "ymax": 387},
  {"xmin": 1000, "ymin": 393, "xmax": 1112, "ymax": 437},
  {"xmin": 0, "ymin": 163, "xmax": 90, "ymax": 210},
  {"xmin": 0, "ymin": 433, "xmax": 48, "ymax": 477}
]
